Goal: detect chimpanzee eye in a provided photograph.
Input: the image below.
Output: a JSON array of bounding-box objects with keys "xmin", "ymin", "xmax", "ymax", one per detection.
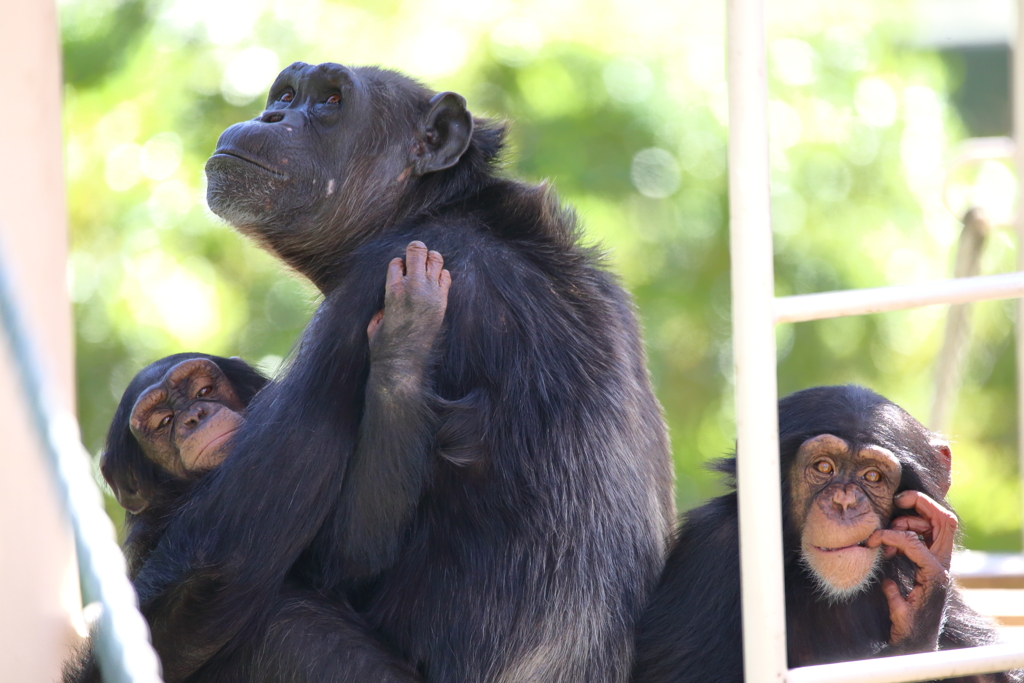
[
  {"xmin": 326, "ymin": 93, "xmax": 341, "ymax": 105},
  {"xmin": 279, "ymin": 91, "xmax": 294, "ymax": 103},
  {"xmin": 814, "ymin": 461, "xmax": 833, "ymax": 474},
  {"xmin": 158, "ymin": 415, "xmax": 172, "ymax": 429},
  {"xmin": 197, "ymin": 386, "xmax": 212, "ymax": 398},
  {"xmin": 864, "ymin": 470, "xmax": 881, "ymax": 483}
]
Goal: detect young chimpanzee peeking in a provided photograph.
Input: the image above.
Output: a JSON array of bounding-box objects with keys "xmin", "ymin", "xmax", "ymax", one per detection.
[
  {"xmin": 130, "ymin": 63, "xmax": 673, "ymax": 683},
  {"xmin": 103, "ymin": 352, "xmax": 268, "ymax": 574},
  {"xmin": 66, "ymin": 242, "xmax": 449, "ymax": 683},
  {"xmin": 632, "ymin": 385, "xmax": 1020, "ymax": 683}
]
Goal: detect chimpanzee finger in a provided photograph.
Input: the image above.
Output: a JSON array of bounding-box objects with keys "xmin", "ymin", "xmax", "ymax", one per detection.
[
  {"xmin": 426, "ymin": 250, "xmax": 444, "ymax": 283},
  {"xmin": 890, "ymin": 516, "xmax": 933, "ymax": 547},
  {"xmin": 405, "ymin": 241, "xmax": 429, "ymax": 277},
  {"xmin": 890, "ymin": 516, "xmax": 932, "ymax": 534},
  {"xmin": 386, "ymin": 258, "xmax": 405, "ymax": 288},
  {"xmin": 440, "ymin": 269, "xmax": 452, "ymax": 295},
  {"xmin": 867, "ymin": 529, "xmax": 946, "ymax": 583},
  {"xmin": 882, "ymin": 578, "xmax": 912, "ymax": 643},
  {"xmin": 894, "ymin": 491, "xmax": 957, "ymax": 569}
]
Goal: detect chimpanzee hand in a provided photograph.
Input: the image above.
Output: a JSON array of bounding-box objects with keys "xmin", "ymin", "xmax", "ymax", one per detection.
[
  {"xmin": 366, "ymin": 241, "xmax": 451, "ymax": 367},
  {"xmin": 865, "ymin": 490, "xmax": 957, "ymax": 653}
]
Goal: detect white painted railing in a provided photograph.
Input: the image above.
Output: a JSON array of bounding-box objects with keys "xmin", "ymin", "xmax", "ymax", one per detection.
[{"xmin": 728, "ymin": 0, "xmax": 1024, "ymax": 682}]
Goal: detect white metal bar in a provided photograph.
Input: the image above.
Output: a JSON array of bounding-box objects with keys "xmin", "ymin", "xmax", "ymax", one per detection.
[
  {"xmin": 774, "ymin": 272, "xmax": 1024, "ymax": 324},
  {"xmin": 727, "ymin": 1, "xmax": 788, "ymax": 683},
  {"xmin": 1015, "ymin": 0, "xmax": 1024, "ymax": 557},
  {"xmin": 786, "ymin": 643, "xmax": 1024, "ymax": 683}
]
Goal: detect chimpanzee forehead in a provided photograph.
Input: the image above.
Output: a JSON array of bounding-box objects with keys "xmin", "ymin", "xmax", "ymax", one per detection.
[
  {"xmin": 271, "ymin": 62, "xmax": 431, "ymax": 102},
  {"xmin": 131, "ymin": 358, "xmax": 225, "ymax": 416},
  {"xmin": 795, "ymin": 433, "xmax": 901, "ymax": 470},
  {"xmin": 275, "ymin": 61, "xmax": 357, "ymax": 89},
  {"xmin": 165, "ymin": 358, "xmax": 226, "ymax": 387}
]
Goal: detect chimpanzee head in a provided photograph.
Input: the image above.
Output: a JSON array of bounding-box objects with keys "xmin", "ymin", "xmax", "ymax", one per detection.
[
  {"xmin": 101, "ymin": 353, "xmax": 268, "ymax": 514},
  {"xmin": 205, "ymin": 62, "xmax": 504, "ymax": 291},
  {"xmin": 776, "ymin": 385, "xmax": 952, "ymax": 602}
]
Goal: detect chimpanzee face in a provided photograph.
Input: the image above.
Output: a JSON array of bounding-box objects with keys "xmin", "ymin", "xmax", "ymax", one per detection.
[
  {"xmin": 789, "ymin": 434, "xmax": 902, "ymax": 601},
  {"xmin": 129, "ymin": 358, "xmax": 246, "ymax": 478},
  {"xmin": 207, "ymin": 63, "xmax": 382, "ymax": 233},
  {"xmin": 205, "ymin": 62, "xmax": 473, "ymax": 291}
]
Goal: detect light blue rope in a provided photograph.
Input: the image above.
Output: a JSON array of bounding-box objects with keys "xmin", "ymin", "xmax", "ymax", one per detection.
[{"xmin": 0, "ymin": 238, "xmax": 162, "ymax": 683}]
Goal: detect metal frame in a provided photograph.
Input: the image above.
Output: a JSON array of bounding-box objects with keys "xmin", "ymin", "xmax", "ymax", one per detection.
[{"xmin": 728, "ymin": 0, "xmax": 1024, "ymax": 681}]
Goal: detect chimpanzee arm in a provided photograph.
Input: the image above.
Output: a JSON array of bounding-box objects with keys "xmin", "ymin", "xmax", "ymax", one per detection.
[
  {"xmin": 337, "ymin": 241, "xmax": 451, "ymax": 577},
  {"xmin": 130, "ymin": 295, "xmax": 373, "ymax": 682},
  {"xmin": 128, "ymin": 243, "xmax": 448, "ymax": 681}
]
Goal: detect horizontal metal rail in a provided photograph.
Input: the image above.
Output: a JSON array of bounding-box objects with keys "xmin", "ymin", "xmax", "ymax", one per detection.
[
  {"xmin": 786, "ymin": 644, "xmax": 1024, "ymax": 683},
  {"xmin": 774, "ymin": 272, "xmax": 1024, "ymax": 324}
]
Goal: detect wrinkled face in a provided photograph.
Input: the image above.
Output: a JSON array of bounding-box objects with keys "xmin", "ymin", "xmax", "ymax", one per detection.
[
  {"xmin": 129, "ymin": 359, "xmax": 246, "ymax": 477},
  {"xmin": 789, "ymin": 434, "xmax": 902, "ymax": 601},
  {"xmin": 205, "ymin": 62, "xmax": 408, "ymax": 263}
]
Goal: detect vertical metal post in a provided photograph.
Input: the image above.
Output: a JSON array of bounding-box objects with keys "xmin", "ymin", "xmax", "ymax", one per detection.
[
  {"xmin": 728, "ymin": 0, "xmax": 788, "ymax": 681},
  {"xmin": 1016, "ymin": 0, "xmax": 1024, "ymax": 553}
]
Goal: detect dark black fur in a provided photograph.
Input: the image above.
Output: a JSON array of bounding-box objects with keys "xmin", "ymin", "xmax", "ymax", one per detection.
[
  {"xmin": 66, "ymin": 352, "xmax": 426, "ymax": 682},
  {"xmin": 633, "ymin": 385, "xmax": 1019, "ymax": 683},
  {"xmin": 128, "ymin": 63, "xmax": 673, "ymax": 683}
]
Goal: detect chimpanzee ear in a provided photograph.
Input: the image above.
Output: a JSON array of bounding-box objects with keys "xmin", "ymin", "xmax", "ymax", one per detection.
[
  {"xmin": 930, "ymin": 438, "xmax": 952, "ymax": 496},
  {"xmin": 111, "ymin": 482, "xmax": 149, "ymax": 514},
  {"xmin": 410, "ymin": 92, "xmax": 473, "ymax": 176},
  {"xmin": 103, "ymin": 456, "xmax": 150, "ymax": 514}
]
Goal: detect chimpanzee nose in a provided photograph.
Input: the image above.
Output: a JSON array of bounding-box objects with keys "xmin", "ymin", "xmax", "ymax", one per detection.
[
  {"xmin": 183, "ymin": 404, "xmax": 208, "ymax": 428},
  {"xmin": 831, "ymin": 485, "xmax": 859, "ymax": 512},
  {"xmin": 258, "ymin": 109, "xmax": 304, "ymax": 127}
]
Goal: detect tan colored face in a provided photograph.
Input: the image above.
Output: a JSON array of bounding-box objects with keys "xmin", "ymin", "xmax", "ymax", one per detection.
[
  {"xmin": 129, "ymin": 358, "xmax": 246, "ymax": 478},
  {"xmin": 789, "ymin": 434, "xmax": 902, "ymax": 600}
]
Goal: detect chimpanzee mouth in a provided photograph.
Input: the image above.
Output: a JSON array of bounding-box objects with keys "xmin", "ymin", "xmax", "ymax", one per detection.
[
  {"xmin": 187, "ymin": 427, "xmax": 240, "ymax": 470},
  {"xmin": 812, "ymin": 539, "xmax": 871, "ymax": 553},
  {"xmin": 210, "ymin": 149, "xmax": 288, "ymax": 179}
]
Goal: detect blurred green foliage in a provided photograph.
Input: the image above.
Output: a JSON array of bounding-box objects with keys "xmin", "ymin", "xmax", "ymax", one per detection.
[{"xmin": 62, "ymin": 0, "xmax": 1021, "ymax": 549}]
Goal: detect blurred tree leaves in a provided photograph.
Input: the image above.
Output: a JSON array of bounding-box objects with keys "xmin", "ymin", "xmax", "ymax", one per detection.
[{"xmin": 61, "ymin": 0, "xmax": 1020, "ymax": 548}]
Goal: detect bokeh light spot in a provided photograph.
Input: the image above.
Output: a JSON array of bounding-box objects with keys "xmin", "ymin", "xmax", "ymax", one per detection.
[
  {"xmin": 222, "ymin": 47, "xmax": 280, "ymax": 106},
  {"xmin": 631, "ymin": 148, "xmax": 681, "ymax": 199},
  {"xmin": 854, "ymin": 77, "xmax": 898, "ymax": 128},
  {"xmin": 140, "ymin": 132, "xmax": 184, "ymax": 181},
  {"xmin": 105, "ymin": 143, "xmax": 143, "ymax": 192},
  {"xmin": 770, "ymin": 38, "xmax": 818, "ymax": 86},
  {"xmin": 603, "ymin": 58, "xmax": 654, "ymax": 104}
]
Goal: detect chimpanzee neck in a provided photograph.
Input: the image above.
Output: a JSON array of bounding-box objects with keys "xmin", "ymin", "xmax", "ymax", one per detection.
[
  {"xmin": 309, "ymin": 173, "xmax": 546, "ymax": 296},
  {"xmin": 289, "ymin": 122, "xmax": 510, "ymax": 293}
]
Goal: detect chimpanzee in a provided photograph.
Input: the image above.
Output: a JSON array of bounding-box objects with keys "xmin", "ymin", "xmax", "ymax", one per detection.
[
  {"xmin": 66, "ymin": 242, "xmax": 451, "ymax": 682},
  {"xmin": 632, "ymin": 385, "xmax": 1020, "ymax": 683},
  {"xmin": 127, "ymin": 62, "xmax": 673, "ymax": 683},
  {"xmin": 103, "ymin": 352, "xmax": 268, "ymax": 574}
]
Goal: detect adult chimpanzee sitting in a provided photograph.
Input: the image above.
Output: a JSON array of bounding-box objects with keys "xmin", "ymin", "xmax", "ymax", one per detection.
[
  {"xmin": 66, "ymin": 242, "xmax": 450, "ymax": 683},
  {"xmin": 129, "ymin": 63, "xmax": 673, "ymax": 683},
  {"xmin": 632, "ymin": 385, "xmax": 1020, "ymax": 683}
]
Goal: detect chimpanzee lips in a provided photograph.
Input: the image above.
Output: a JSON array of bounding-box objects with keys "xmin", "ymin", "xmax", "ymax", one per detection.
[
  {"xmin": 812, "ymin": 540, "xmax": 870, "ymax": 552},
  {"xmin": 210, "ymin": 149, "xmax": 288, "ymax": 179}
]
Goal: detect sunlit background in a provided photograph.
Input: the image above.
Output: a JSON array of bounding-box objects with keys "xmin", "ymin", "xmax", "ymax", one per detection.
[{"xmin": 60, "ymin": 0, "xmax": 1022, "ymax": 549}]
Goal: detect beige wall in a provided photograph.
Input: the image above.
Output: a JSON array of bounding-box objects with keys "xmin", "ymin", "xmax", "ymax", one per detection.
[{"xmin": 0, "ymin": 1, "xmax": 84, "ymax": 681}]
